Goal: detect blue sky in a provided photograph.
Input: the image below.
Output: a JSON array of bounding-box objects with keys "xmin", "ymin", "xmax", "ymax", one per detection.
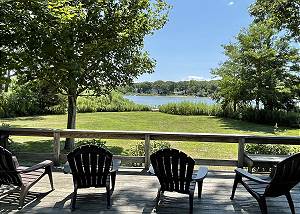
[{"xmin": 137, "ymin": 0, "xmax": 254, "ymax": 82}]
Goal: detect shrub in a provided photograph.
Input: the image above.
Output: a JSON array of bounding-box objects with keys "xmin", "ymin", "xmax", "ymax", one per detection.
[
  {"xmin": 0, "ymin": 85, "xmax": 150, "ymax": 118},
  {"xmin": 77, "ymin": 92, "xmax": 150, "ymax": 113},
  {"xmin": 240, "ymin": 108, "xmax": 299, "ymax": 128},
  {"xmin": 129, "ymin": 141, "xmax": 171, "ymax": 166},
  {"xmin": 130, "ymin": 141, "xmax": 171, "ymax": 156},
  {"xmin": 46, "ymin": 104, "xmax": 67, "ymax": 115},
  {"xmin": 76, "ymin": 139, "xmax": 108, "ymax": 150},
  {"xmin": 159, "ymin": 102, "xmax": 223, "ymax": 116},
  {"xmin": 0, "ymin": 81, "xmax": 64, "ymax": 118},
  {"xmin": 244, "ymin": 143, "xmax": 297, "ymax": 172},
  {"xmin": 159, "ymin": 102, "xmax": 299, "ymax": 128},
  {"xmin": 245, "ymin": 144, "xmax": 291, "ymax": 155},
  {"xmin": 77, "ymin": 97, "xmax": 98, "ymax": 113}
]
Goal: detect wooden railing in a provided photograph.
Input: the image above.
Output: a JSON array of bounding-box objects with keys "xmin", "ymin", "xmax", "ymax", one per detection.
[{"xmin": 0, "ymin": 128, "xmax": 299, "ymax": 168}]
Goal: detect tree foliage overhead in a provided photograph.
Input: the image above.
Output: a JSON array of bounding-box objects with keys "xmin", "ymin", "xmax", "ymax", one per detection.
[
  {"xmin": 7, "ymin": 0, "xmax": 169, "ymax": 96},
  {"xmin": 1, "ymin": 0, "xmax": 170, "ymax": 96},
  {"xmin": 212, "ymin": 22, "xmax": 300, "ymax": 111},
  {"xmin": 249, "ymin": 0, "xmax": 300, "ymax": 41},
  {"xmin": 1, "ymin": 0, "xmax": 170, "ymax": 149}
]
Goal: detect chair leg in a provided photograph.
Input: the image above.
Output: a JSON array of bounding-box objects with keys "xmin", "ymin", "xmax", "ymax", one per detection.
[
  {"xmin": 155, "ymin": 188, "xmax": 162, "ymax": 211},
  {"xmin": 285, "ymin": 192, "xmax": 295, "ymax": 214},
  {"xmin": 45, "ymin": 165, "xmax": 54, "ymax": 190},
  {"xmin": 258, "ymin": 197, "xmax": 268, "ymax": 214},
  {"xmin": 71, "ymin": 188, "xmax": 77, "ymax": 211},
  {"xmin": 106, "ymin": 182, "xmax": 111, "ymax": 209},
  {"xmin": 197, "ymin": 180, "xmax": 203, "ymax": 199},
  {"xmin": 230, "ymin": 173, "xmax": 241, "ymax": 200},
  {"xmin": 248, "ymin": 166, "xmax": 253, "ymax": 173},
  {"xmin": 19, "ymin": 185, "xmax": 29, "ymax": 209},
  {"xmin": 111, "ymin": 171, "xmax": 116, "ymax": 193},
  {"xmin": 189, "ymin": 192, "xmax": 194, "ymax": 214}
]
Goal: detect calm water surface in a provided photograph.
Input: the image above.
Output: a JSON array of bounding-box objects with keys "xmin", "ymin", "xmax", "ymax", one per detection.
[{"xmin": 124, "ymin": 95, "xmax": 215, "ymax": 107}]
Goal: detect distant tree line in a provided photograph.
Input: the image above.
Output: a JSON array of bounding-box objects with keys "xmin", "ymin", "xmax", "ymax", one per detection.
[{"xmin": 120, "ymin": 80, "xmax": 219, "ymax": 97}]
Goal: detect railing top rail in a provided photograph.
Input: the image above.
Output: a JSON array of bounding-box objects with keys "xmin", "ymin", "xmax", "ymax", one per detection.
[{"xmin": 0, "ymin": 127, "xmax": 299, "ymax": 144}]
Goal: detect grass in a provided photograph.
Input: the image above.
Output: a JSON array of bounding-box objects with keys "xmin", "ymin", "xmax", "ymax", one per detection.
[{"xmin": 1, "ymin": 112, "xmax": 299, "ymax": 162}]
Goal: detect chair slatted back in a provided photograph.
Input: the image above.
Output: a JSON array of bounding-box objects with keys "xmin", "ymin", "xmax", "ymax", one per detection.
[
  {"xmin": 0, "ymin": 132, "xmax": 9, "ymax": 148},
  {"xmin": 265, "ymin": 153, "xmax": 300, "ymax": 196},
  {"xmin": 67, "ymin": 145, "xmax": 112, "ymax": 188},
  {"xmin": 150, "ymin": 149, "xmax": 195, "ymax": 194},
  {"xmin": 0, "ymin": 146, "xmax": 22, "ymax": 187}
]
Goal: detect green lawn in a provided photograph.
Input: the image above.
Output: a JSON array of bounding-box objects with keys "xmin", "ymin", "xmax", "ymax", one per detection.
[{"xmin": 1, "ymin": 112, "xmax": 299, "ymax": 161}]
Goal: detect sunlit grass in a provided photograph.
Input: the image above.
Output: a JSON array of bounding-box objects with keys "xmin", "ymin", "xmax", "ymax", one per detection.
[{"xmin": 1, "ymin": 112, "xmax": 298, "ymax": 161}]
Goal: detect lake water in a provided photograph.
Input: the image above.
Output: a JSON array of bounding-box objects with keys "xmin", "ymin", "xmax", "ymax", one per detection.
[{"xmin": 124, "ymin": 95, "xmax": 215, "ymax": 107}]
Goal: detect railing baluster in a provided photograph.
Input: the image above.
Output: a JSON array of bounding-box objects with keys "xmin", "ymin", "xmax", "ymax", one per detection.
[
  {"xmin": 0, "ymin": 127, "xmax": 298, "ymax": 167},
  {"xmin": 144, "ymin": 134, "xmax": 151, "ymax": 169},
  {"xmin": 238, "ymin": 137, "xmax": 245, "ymax": 168},
  {"xmin": 53, "ymin": 132, "xmax": 61, "ymax": 166}
]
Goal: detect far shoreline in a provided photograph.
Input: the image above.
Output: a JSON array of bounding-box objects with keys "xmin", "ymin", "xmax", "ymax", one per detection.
[{"xmin": 124, "ymin": 94, "xmax": 213, "ymax": 99}]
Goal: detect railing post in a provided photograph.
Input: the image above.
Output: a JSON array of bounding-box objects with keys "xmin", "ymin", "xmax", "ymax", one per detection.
[
  {"xmin": 238, "ymin": 137, "xmax": 245, "ymax": 168},
  {"xmin": 144, "ymin": 134, "xmax": 151, "ymax": 170},
  {"xmin": 53, "ymin": 132, "xmax": 61, "ymax": 166}
]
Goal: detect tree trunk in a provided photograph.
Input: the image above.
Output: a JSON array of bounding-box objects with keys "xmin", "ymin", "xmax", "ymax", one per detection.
[
  {"xmin": 255, "ymin": 98, "xmax": 259, "ymax": 121},
  {"xmin": 255, "ymin": 98, "xmax": 259, "ymax": 110},
  {"xmin": 233, "ymin": 100, "xmax": 237, "ymax": 112},
  {"xmin": 64, "ymin": 95, "xmax": 77, "ymax": 151},
  {"xmin": 4, "ymin": 70, "xmax": 10, "ymax": 92}
]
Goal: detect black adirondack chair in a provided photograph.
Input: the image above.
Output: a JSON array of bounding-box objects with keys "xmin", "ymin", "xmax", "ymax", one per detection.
[
  {"xmin": 0, "ymin": 146, "xmax": 54, "ymax": 208},
  {"xmin": 231, "ymin": 153, "xmax": 300, "ymax": 214},
  {"xmin": 150, "ymin": 148, "xmax": 208, "ymax": 214},
  {"xmin": 67, "ymin": 145, "xmax": 120, "ymax": 211},
  {"xmin": 0, "ymin": 132, "xmax": 9, "ymax": 148}
]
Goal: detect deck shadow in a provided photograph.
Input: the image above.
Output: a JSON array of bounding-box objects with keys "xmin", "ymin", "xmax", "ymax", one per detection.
[{"xmin": 0, "ymin": 186, "xmax": 53, "ymax": 213}]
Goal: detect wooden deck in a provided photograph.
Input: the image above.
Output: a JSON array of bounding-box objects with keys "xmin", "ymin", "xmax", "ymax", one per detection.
[{"xmin": 1, "ymin": 168, "xmax": 299, "ymax": 214}]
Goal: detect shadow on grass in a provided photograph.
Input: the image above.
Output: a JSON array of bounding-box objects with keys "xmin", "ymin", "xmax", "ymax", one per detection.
[
  {"xmin": 1, "ymin": 116, "xmax": 46, "ymax": 122},
  {"xmin": 10, "ymin": 140, "xmax": 129, "ymax": 157},
  {"xmin": 9, "ymin": 140, "xmax": 59, "ymax": 153},
  {"xmin": 217, "ymin": 118, "xmax": 286, "ymax": 134}
]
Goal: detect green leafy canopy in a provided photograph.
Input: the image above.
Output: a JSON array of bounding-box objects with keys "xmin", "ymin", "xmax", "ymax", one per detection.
[
  {"xmin": 212, "ymin": 22, "xmax": 300, "ymax": 111},
  {"xmin": 249, "ymin": 0, "xmax": 300, "ymax": 41},
  {"xmin": 1, "ymin": 0, "xmax": 170, "ymax": 96}
]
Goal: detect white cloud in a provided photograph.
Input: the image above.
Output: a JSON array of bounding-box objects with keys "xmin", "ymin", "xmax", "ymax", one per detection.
[
  {"xmin": 182, "ymin": 75, "xmax": 221, "ymax": 81},
  {"xmin": 211, "ymin": 76, "xmax": 221, "ymax": 80},
  {"xmin": 228, "ymin": 1, "xmax": 234, "ymax": 6},
  {"xmin": 183, "ymin": 75, "xmax": 207, "ymax": 81}
]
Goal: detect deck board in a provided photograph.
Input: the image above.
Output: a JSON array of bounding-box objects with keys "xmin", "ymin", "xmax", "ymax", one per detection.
[{"xmin": 0, "ymin": 169, "xmax": 299, "ymax": 213}]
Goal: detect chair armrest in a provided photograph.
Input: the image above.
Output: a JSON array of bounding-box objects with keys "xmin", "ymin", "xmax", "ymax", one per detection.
[
  {"xmin": 193, "ymin": 167, "xmax": 208, "ymax": 181},
  {"xmin": 110, "ymin": 159, "xmax": 121, "ymax": 173},
  {"xmin": 12, "ymin": 156, "xmax": 20, "ymax": 168},
  {"xmin": 18, "ymin": 160, "xmax": 53, "ymax": 173},
  {"xmin": 235, "ymin": 168, "xmax": 270, "ymax": 184},
  {"xmin": 269, "ymin": 165, "xmax": 277, "ymax": 178}
]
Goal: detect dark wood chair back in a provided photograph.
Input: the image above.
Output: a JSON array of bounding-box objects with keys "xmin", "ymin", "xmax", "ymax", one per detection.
[
  {"xmin": 150, "ymin": 148, "xmax": 195, "ymax": 194},
  {"xmin": 266, "ymin": 153, "xmax": 300, "ymax": 197},
  {"xmin": 0, "ymin": 132, "xmax": 9, "ymax": 148},
  {"xmin": 67, "ymin": 145, "xmax": 113, "ymax": 188},
  {"xmin": 0, "ymin": 146, "xmax": 22, "ymax": 187}
]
